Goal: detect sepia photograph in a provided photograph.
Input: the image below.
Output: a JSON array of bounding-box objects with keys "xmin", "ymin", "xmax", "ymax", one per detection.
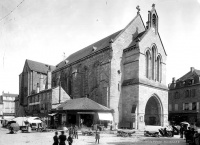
[{"xmin": 0, "ymin": 0, "xmax": 200, "ymax": 144}]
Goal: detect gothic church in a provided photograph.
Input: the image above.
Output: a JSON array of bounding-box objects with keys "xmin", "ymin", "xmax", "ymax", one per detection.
[{"xmin": 52, "ymin": 4, "xmax": 168, "ymax": 130}]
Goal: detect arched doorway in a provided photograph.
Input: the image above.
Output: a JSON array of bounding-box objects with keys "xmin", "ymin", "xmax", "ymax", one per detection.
[{"xmin": 145, "ymin": 95, "xmax": 163, "ymax": 126}]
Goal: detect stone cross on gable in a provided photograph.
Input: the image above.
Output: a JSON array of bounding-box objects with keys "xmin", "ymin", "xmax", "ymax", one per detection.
[
  {"xmin": 136, "ymin": 5, "xmax": 140, "ymax": 14},
  {"xmin": 152, "ymin": 3, "xmax": 155, "ymax": 8}
]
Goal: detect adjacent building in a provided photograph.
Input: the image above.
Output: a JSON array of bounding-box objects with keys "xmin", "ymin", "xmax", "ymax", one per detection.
[
  {"xmin": 168, "ymin": 67, "xmax": 200, "ymax": 125},
  {"xmin": 18, "ymin": 59, "xmax": 55, "ymax": 116},
  {"xmin": 0, "ymin": 92, "xmax": 18, "ymax": 119},
  {"xmin": 52, "ymin": 5, "xmax": 168, "ymax": 130},
  {"xmin": 27, "ymin": 86, "xmax": 70, "ymax": 127},
  {"xmin": 0, "ymin": 95, "xmax": 3, "ymax": 119}
]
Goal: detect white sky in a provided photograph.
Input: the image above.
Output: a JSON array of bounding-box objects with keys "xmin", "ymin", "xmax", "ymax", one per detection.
[{"xmin": 0, "ymin": 0, "xmax": 200, "ymax": 94}]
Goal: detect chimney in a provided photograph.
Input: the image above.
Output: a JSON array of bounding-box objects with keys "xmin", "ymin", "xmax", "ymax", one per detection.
[
  {"xmin": 40, "ymin": 74, "xmax": 44, "ymax": 92},
  {"xmin": 37, "ymin": 83, "xmax": 39, "ymax": 93},
  {"xmin": 47, "ymin": 66, "xmax": 51, "ymax": 89},
  {"xmin": 172, "ymin": 77, "xmax": 176, "ymax": 83},
  {"xmin": 190, "ymin": 67, "xmax": 195, "ymax": 72}
]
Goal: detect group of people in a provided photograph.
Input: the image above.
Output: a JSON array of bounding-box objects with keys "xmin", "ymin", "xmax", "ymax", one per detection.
[
  {"xmin": 68, "ymin": 125, "xmax": 78, "ymax": 139},
  {"xmin": 180, "ymin": 124, "xmax": 198, "ymax": 143},
  {"xmin": 53, "ymin": 131, "xmax": 73, "ymax": 145},
  {"xmin": 53, "ymin": 125, "xmax": 101, "ymax": 145}
]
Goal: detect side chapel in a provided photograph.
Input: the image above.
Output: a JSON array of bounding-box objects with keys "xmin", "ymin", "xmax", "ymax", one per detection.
[{"xmin": 52, "ymin": 4, "xmax": 168, "ymax": 130}]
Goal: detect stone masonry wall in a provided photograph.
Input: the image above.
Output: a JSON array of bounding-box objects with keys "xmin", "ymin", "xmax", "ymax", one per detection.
[{"xmin": 110, "ymin": 14, "xmax": 145, "ymax": 128}]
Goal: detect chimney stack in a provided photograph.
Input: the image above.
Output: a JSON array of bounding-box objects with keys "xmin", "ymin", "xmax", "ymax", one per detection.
[
  {"xmin": 40, "ymin": 74, "xmax": 44, "ymax": 92},
  {"xmin": 37, "ymin": 83, "xmax": 39, "ymax": 93},
  {"xmin": 47, "ymin": 66, "xmax": 51, "ymax": 89},
  {"xmin": 191, "ymin": 67, "xmax": 195, "ymax": 72},
  {"xmin": 172, "ymin": 77, "xmax": 176, "ymax": 83}
]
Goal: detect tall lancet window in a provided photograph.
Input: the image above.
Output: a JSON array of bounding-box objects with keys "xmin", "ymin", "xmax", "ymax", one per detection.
[
  {"xmin": 157, "ymin": 56, "xmax": 161, "ymax": 82},
  {"xmin": 82, "ymin": 67, "xmax": 89, "ymax": 96},
  {"xmin": 146, "ymin": 50, "xmax": 151, "ymax": 78},
  {"xmin": 152, "ymin": 47, "xmax": 156, "ymax": 80}
]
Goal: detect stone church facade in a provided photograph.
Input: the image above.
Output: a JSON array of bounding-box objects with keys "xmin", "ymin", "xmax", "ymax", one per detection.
[{"xmin": 52, "ymin": 5, "xmax": 168, "ymax": 130}]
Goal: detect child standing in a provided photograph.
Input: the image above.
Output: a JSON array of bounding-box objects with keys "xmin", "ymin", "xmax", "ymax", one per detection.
[{"xmin": 95, "ymin": 129, "xmax": 100, "ymax": 144}]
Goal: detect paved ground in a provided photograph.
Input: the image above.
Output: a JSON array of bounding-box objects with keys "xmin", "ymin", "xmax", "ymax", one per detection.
[{"xmin": 0, "ymin": 127, "xmax": 186, "ymax": 145}]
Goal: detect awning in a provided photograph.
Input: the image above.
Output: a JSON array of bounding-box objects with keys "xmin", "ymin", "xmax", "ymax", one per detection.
[
  {"xmin": 48, "ymin": 113, "xmax": 57, "ymax": 116},
  {"xmin": 3, "ymin": 116, "xmax": 15, "ymax": 121},
  {"xmin": 98, "ymin": 113, "xmax": 113, "ymax": 121}
]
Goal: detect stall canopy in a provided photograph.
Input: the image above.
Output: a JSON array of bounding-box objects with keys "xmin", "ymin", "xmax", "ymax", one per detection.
[
  {"xmin": 27, "ymin": 117, "xmax": 42, "ymax": 123},
  {"xmin": 98, "ymin": 112, "xmax": 113, "ymax": 121}
]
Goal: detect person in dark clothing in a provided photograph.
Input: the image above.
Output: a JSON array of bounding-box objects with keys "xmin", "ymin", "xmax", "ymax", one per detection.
[
  {"xmin": 53, "ymin": 132, "xmax": 59, "ymax": 145},
  {"xmin": 59, "ymin": 131, "xmax": 67, "ymax": 145},
  {"xmin": 67, "ymin": 134, "xmax": 73, "ymax": 145},
  {"xmin": 180, "ymin": 125, "xmax": 184, "ymax": 138}
]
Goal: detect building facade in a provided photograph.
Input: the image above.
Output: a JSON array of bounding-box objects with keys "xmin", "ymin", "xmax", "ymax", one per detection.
[
  {"xmin": 0, "ymin": 95, "xmax": 3, "ymax": 119},
  {"xmin": 52, "ymin": 5, "xmax": 168, "ymax": 130},
  {"xmin": 27, "ymin": 86, "xmax": 70, "ymax": 127},
  {"xmin": 0, "ymin": 92, "xmax": 18, "ymax": 119},
  {"xmin": 168, "ymin": 67, "xmax": 200, "ymax": 125}
]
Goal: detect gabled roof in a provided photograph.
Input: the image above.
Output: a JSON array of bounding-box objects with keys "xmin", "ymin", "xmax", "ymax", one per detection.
[
  {"xmin": 56, "ymin": 97, "xmax": 112, "ymax": 111},
  {"xmin": 178, "ymin": 69, "xmax": 200, "ymax": 82},
  {"xmin": 26, "ymin": 59, "xmax": 55, "ymax": 74},
  {"xmin": 54, "ymin": 30, "xmax": 122, "ymax": 72}
]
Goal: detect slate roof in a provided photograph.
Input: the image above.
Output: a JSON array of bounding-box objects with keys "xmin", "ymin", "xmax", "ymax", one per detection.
[
  {"xmin": 178, "ymin": 69, "xmax": 200, "ymax": 82},
  {"xmin": 26, "ymin": 59, "xmax": 55, "ymax": 74},
  {"xmin": 56, "ymin": 98, "xmax": 112, "ymax": 111},
  {"xmin": 54, "ymin": 30, "xmax": 122, "ymax": 71}
]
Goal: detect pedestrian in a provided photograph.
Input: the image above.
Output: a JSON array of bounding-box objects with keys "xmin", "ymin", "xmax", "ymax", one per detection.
[
  {"xmin": 59, "ymin": 131, "xmax": 67, "ymax": 145},
  {"xmin": 69, "ymin": 125, "xmax": 73, "ymax": 138},
  {"xmin": 67, "ymin": 134, "xmax": 73, "ymax": 145},
  {"xmin": 180, "ymin": 125, "xmax": 184, "ymax": 138},
  {"xmin": 95, "ymin": 129, "xmax": 100, "ymax": 144},
  {"xmin": 53, "ymin": 131, "xmax": 59, "ymax": 145},
  {"xmin": 74, "ymin": 125, "xmax": 78, "ymax": 139}
]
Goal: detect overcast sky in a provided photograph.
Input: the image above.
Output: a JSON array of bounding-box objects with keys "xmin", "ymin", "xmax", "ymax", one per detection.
[{"xmin": 0, "ymin": 0, "xmax": 200, "ymax": 94}]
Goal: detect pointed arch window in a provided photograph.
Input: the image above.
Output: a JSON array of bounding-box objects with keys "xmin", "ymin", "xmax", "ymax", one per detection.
[
  {"xmin": 156, "ymin": 55, "xmax": 162, "ymax": 82},
  {"xmin": 145, "ymin": 50, "xmax": 151, "ymax": 78},
  {"xmin": 93, "ymin": 62, "xmax": 100, "ymax": 88},
  {"xmin": 82, "ymin": 67, "xmax": 89, "ymax": 96},
  {"xmin": 152, "ymin": 46, "xmax": 156, "ymax": 80}
]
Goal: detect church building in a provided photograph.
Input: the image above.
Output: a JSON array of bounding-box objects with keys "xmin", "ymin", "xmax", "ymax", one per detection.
[{"xmin": 52, "ymin": 4, "xmax": 168, "ymax": 130}]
